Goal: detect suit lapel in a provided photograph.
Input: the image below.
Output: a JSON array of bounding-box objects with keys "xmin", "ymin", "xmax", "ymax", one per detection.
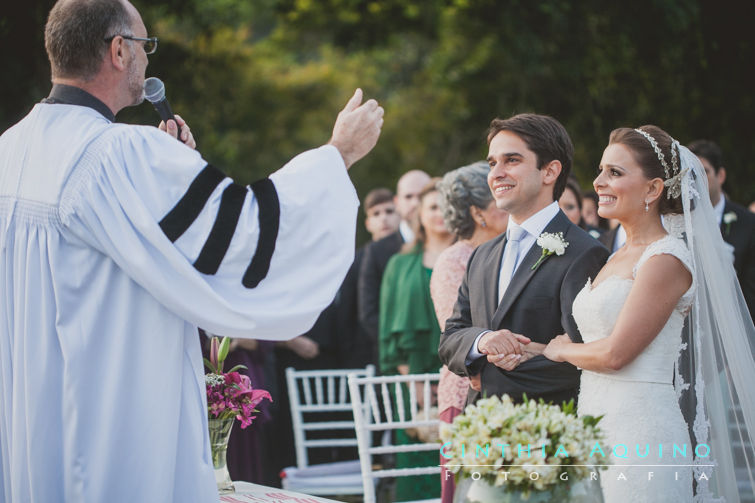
[
  {"xmin": 490, "ymin": 211, "xmax": 571, "ymax": 328},
  {"xmin": 720, "ymin": 199, "xmax": 737, "ymax": 241}
]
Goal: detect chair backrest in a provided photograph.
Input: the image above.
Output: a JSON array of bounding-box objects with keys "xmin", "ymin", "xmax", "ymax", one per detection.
[
  {"xmin": 348, "ymin": 373, "xmax": 441, "ymax": 503},
  {"xmin": 286, "ymin": 365, "xmax": 375, "ymax": 469}
]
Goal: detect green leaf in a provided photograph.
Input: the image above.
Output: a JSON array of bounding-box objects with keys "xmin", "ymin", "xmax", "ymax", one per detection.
[
  {"xmin": 217, "ymin": 336, "xmax": 231, "ymax": 372},
  {"xmin": 226, "ymin": 364, "xmax": 248, "ymax": 373},
  {"xmin": 561, "ymin": 399, "xmax": 576, "ymax": 415},
  {"xmin": 203, "ymin": 357, "xmax": 216, "ymax": 373}
]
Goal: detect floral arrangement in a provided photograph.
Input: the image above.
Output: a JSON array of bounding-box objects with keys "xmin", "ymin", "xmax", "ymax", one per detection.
[
  {"xmin": 532, "ymin": 232, "xmax": 568, "ymax": 270},
  {"xmin": 441, "ymin": 395, "xmax": 606, "ymax": 494},
  {"xmin": 204, "ymin": 336, "xmax": 272, "ymax": 429}
]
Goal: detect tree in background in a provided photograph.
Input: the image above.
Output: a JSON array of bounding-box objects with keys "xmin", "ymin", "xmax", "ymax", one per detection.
[{"xmin": 2, "ymin": 0, "xmax": 753, "ymax": 246}]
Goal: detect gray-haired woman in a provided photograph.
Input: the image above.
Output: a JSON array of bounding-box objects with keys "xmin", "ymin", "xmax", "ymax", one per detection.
[{"xmin": 430, "ymin": 162, "xmax": 508, "ymax": 503}]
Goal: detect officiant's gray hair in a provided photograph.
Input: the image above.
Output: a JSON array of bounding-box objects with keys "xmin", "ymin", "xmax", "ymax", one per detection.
[
  {"xmin": 438, "ymin": 162, "xmax": 493, "ymax": 240},
  {"xmin": 46, "ymin": 0, "xmax": 133, "ymax": 80}
]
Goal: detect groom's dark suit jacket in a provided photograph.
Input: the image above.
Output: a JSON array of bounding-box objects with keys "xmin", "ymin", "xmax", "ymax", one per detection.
[{"xmin": 439, "ymin": 210, "xmax": 609, "ymax": 405}]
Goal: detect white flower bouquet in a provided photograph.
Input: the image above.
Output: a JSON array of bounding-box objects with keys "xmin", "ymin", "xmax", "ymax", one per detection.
[{"xmin": 441, "ymin": 395, "xmax": 607, "ymax": 497}]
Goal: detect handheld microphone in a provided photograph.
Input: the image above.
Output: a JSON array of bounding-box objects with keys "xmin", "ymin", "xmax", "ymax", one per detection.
[{"xmin": 143, "ymin": 77, "xmax": 183, "ymax": 140}]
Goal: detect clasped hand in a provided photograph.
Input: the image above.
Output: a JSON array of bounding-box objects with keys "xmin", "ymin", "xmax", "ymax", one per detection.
[
  {"xmin": 543, "ymin": 333, "xmax": 571, "ymax": 362},
  {"xmin": 477, "ymin": 329, "xmax": 532, "ymax": 371}
]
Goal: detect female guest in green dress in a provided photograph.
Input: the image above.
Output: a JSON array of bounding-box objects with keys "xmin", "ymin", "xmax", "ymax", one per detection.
[{"xmin": 379, "ymin": 179, "xmax": 454, "ymax": 502}]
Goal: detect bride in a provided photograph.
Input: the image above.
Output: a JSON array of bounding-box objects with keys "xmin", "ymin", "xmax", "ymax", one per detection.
[{"xmin": 540, "ymin": 126, "xmax": 755, "ymax": 502}]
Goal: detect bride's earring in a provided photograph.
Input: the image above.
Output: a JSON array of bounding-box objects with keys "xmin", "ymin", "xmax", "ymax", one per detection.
[
  {"xmin": 481, "ymin": 219, "xmax": 487, "ymax": 228},
  {"xmin": 645, "ymin": 200, "xmax": 649, "ymax": 212}
]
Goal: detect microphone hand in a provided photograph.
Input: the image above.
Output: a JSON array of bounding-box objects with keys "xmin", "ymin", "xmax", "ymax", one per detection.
[{"xmin": 158, "ymin": 114, "xmax": 196, "ymax": 149}]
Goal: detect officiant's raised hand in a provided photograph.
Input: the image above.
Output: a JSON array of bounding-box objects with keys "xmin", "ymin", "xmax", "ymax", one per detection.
[{"xmin": 328, "ymin": 88, "xmax": 384, "ymax": 169}]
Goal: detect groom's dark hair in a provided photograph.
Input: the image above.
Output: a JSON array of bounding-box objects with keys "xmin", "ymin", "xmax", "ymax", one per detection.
[{"xmin": 487, "ymin": 114, "xmax": 573, "ymax": 201}]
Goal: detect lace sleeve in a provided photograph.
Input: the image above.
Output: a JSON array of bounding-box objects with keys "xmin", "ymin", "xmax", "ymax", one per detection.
[{"xmin": 633, "ymin": 235, "xmax": 695, "ymax": 312}]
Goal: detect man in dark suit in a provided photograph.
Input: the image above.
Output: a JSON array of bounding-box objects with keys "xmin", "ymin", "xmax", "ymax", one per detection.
[
  {"xmin": 439, "ymin": 114, "xmax": 608, "ymax": 405},
  {"xmin": 357, "ymin": 170, "xmax": 430, "ymax": 363},
  {"xmin": 335, "ymin": 188, "xmax": 400, "ymax": 368},
  {"xmin": 689, "ymin": 140, "xmax": 755, "ymax": 320}
]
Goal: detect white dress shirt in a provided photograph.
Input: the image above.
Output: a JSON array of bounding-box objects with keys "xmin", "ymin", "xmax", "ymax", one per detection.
[
  {"xmin": 399, "ymin": 219, "xmax": 415, "ymax": 244},
  {"xmin": 713, "ymin": 195, "xmax": 726, "ymax": 225},
  {"xmin": 613, "ymin": 224, "xmax": 627, "ymax": 253}
]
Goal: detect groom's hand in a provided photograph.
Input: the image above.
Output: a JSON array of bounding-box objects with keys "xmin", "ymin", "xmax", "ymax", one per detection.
[{"xmin": 478, "ymin": 329, "xmax": 530, "ymax": 357}]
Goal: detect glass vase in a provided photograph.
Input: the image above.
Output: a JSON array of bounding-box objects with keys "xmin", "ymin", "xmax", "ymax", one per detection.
[
  {"xmin": 454, "ymin": 475, "xmax": 604, "ymax": 503},
  {"xmin": 208, "ymin": 417, "xmax": 236, "ymax": 494}
]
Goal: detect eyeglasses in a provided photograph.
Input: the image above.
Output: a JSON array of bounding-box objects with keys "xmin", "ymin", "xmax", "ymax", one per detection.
[{"xmin": 104, "ymin": 35, "xmax": 158, "ymax": 55}]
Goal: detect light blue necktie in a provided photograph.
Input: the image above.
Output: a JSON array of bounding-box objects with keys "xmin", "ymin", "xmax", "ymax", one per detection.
[{"xmin": 498, "ymin": 225, "xmax": 527, "ymax": 304}]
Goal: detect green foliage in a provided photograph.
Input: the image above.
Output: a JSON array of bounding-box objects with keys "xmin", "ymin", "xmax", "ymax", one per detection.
[{"xmin": 2, "ymin": 0, "xmax": 754, "ymax": 240}]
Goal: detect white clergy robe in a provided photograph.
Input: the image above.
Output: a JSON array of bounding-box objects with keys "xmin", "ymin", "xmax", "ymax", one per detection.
[{"xmin": 0, "ymin": 102, "xmax": 358, "ymax": 502}]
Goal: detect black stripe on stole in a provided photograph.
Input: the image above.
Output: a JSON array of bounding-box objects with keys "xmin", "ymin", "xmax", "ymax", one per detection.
[
  {"xmin": 159, "ymin": 164, "xmax": 226, "ymax": 242},
  {"xmin": 242, "ymin": 178, "xmax": 280, "ymax": 288},
  {"xmin": 193, "ymin": 183, "xmax": 248, "ymax": 274}
]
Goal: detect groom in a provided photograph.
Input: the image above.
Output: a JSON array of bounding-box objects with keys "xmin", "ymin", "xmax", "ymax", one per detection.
[{"xmin": 439, "ymin": 114, "xmax": 608, "ymax": 405}]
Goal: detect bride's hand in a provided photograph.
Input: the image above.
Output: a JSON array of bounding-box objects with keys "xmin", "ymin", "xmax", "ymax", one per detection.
[
  {"xmin": 543, "ymin": 334, "xmax": 572, "ymax": 362},
  {"xmin": 487, "ymin": 352, "xmax": 522, "ymax": 371}
]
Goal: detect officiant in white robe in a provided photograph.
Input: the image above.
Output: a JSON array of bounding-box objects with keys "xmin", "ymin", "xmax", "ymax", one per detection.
[{"xmin": 0, "ymin": 1, "xmax": 384, "ymax": 501}]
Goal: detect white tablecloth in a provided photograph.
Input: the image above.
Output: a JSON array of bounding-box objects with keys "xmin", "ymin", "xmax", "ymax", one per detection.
[{"xmin": 219, "ymin": 481, "xmax": 341, "ymax": 502}]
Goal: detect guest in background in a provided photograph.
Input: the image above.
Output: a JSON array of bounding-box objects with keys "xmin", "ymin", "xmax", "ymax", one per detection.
[
  {"xmin": 559, "ymin": 177, "xmax": 584, "ymax": 226},
  {"xmin": 335, "ymin": 188, "xmax": 400, "ymax": 369},
  {"xmin": 560, "ymin": 178, "xmax": 602, "ymax": 239},
  {"xmin": 271, "ymin": 188, "xmax": 403, "ymax": 480},
  {"xmin": 431, "ymin": 162, "xmax": 508, "ymax": 503},
  {"xmin": 582, "ymin": 190, "xmax": 600, "ymax": 228},
  {"xmin": 359, "ymin": 170, "xmax": 431, "ymax": 368},
  {"xmin": 599, "ymin": 220, "xmax": 626, "ymax": 253},
  {"xmin": 379, "ymin": 179, "xmax": 453, "ymax": 502},
  {"xmin": 270, "ymin": 311, "xmax": 341, "ymax": 484},
  {"xmin": 364, "ymin": 188, "xmax": 401, "ymax": 242},
  {"xmin": 688, "ymin": 139, "xmax": 755, "ymax": 319},
  {"xmin": 582, "ymin": 190, "xmax": 609, "ymax": 231}
]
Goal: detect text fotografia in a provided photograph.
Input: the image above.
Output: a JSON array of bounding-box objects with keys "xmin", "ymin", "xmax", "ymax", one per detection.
[
  {"xmin": 440, "ymin": 442, "xmax": 711, "ymax": 460},
  {"xmin": 442, "ymin": 469, "xmax": 714, "ymax": 483}
]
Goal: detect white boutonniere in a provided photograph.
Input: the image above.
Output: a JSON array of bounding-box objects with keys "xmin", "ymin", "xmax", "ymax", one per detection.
[
  {"xmin": 723, "ymin": 211, "xmax": 737, "ymax": 235},
  {"xmin": 531, "ymin": 232, "xmax": 569, "ymax": 270}
]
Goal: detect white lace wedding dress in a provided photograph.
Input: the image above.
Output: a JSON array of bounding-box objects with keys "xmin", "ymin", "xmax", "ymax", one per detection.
[{"xmin": 574, "ymin": 235, "xmax": 695, "ymax": 502}]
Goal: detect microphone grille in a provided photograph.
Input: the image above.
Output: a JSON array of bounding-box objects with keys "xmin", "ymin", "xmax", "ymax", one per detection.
[{"xmin": 143, "ymin": 77, "xmax": 165, "ymax": 103}]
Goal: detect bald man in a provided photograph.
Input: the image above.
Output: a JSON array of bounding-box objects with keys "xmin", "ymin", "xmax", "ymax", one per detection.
[{"xmin": 357, "ymin": 170, "xmax": 431, "ymax": 364}]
